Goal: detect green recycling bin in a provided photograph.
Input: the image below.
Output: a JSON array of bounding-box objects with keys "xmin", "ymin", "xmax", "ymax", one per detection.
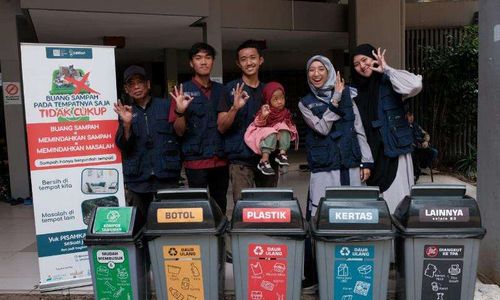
[
  {"xmin": 144, "ymin": 189, "xmax": 226, "ymax": 300},
  {"xmin": 84, "ymin": 206, "xmax": 147, "ymax": 300},
  {"xmin": 229, "ymin": 188, "xmax": 306, "ymax": 300},
  {"xmin": 393, "ymin": 184, "xmax": 486, "ymax": 300},
  {"xmin": 311, "ymin": 186, "xmax": 395, "ymax": 300}
]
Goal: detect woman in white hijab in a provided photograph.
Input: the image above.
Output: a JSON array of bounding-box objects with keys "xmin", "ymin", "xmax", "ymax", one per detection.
[{"xmin": 298, "ymin": 55, "xmax": 374, "ymax": 217}]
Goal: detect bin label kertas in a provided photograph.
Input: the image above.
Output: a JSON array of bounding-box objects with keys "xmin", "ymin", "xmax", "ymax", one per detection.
[
  {"xmin": 157, "ymin": 208, "xmax": 203, "ymax": 223},
  {"xmin": 419, "ymin": 207, "xmax": 470, "ymax": 222},
  {"xmin": 243, "ymin": 208, "xmax": 291, "ymax": 223},
  {"xmin": 248, "ymin": 244, "xmax": 288, "ymax": 299},
  {"xmin": 329, "ymin": 209, "xmax": 379, "ymax": 224},
  {"xmin": 163, "ymin": 244, "xmax": 205, "ymax": 300}
]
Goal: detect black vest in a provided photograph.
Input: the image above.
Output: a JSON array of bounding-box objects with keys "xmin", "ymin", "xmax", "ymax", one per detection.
[
  {"xmin": 300, "ymin": 89, "xmax": 362, "ymax": 173},
  {"xmin": 180, "ymin": 80, "xmax": 225, "ymax": 161}
]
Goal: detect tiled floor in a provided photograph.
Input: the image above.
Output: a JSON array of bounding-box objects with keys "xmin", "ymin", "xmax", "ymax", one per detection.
[{"xmin": 0, "ymin": 152, "xmax": 483, "ymax": 298}]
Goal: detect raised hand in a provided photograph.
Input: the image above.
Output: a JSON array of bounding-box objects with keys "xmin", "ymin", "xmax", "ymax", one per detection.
[
  {"xmin": 233, "ymin": 83, "xmax": 250, "ymax": 110},
  {"xmin": 370, "ymin": 47, "xmax": 387, "ymax": 73},
  {"xmin": 334, "ymin": 71, "xmax": 345, "ymax": 93},
  {"xmin": 169, "ymin": 84, "xmax": 194, "ymax": 114},
  {"xmin": 261, "ymin": 104, "xmax": 271, "ymax": 118},
  {"xmin": 113, "ymin": 100, "xmax": 133, "ymax": 125}
]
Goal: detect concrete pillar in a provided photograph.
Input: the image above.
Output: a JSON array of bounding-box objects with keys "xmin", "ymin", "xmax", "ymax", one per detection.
[
  {"xmin": 349, "ymin": 0, "xmax": 405, "ymax": 68},
  {"xmin": 477, "ymin": 0, "xmax": 500, "ymax": 284},
  {"xmin": 203, "ymin": 0, "xmax": 223, "ymax": 83},
  {"xmin": 164, "ymin": 49, "xmax": 178, "ymax": 94},
  {"xmin": 0, "ymin": 1, "xmax": 31, "ymax": 198}
]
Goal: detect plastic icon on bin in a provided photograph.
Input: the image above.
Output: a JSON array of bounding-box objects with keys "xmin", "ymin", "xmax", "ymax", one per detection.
[
  {"xmin": 250, "ymin": 262, "xmax": 263, "ymax": 275},
  {"xmin": 273, "ymin": 263, "xmax": 286, "ymax": 273},
  {"xmin": 168, "ymin": 264, "xmax": 182, "ymax": 275},
  {"xmin": 357, "ymin": 264, "xmax": 372, "ymax": 275},
  {"xmin": 190, "ymin": 263, "xmax": 200, "ymax": 277}
]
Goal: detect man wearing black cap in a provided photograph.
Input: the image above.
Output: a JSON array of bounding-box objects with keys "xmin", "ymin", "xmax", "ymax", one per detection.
[{"xmin": 114, "ymin": 65, "xmax": 181, "ymax": 217}]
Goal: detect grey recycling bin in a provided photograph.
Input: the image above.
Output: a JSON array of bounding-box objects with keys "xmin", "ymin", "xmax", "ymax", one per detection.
[
  {"xmin": 84, "ymin": 206, "xmax": 148, "ymax": 300},
  {"xmin": 393, "ymin": 184, "xmax": 486, "ymax": 300},
  {"xmin": 311, "ymin": 186, "xmax": 395, "ymax": 300},
  {"xmin": 144, "ymin": 189, "xmax": 226, "ymax": 300},
  {"xmin": 229, "ymin": 188, "xmax": 306, "ymax": 300}
]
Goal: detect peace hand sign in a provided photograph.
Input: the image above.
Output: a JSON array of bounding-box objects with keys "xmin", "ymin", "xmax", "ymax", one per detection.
[
  {"xmin": 334, "ymin": 71, "xmax": 345, "ymax": 93},
  {"xmin": 370, "ymin": 47, "xmax": 387, "ymax": 73},
  {"xmin": 169, "ymin": 83, "xmax": 194, "ymax": 114},
  {"xmin": 233, "ymin": 83, "xmax": 250, "ymax": 110}
]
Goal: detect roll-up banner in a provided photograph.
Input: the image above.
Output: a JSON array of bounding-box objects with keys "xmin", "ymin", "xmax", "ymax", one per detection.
[{"xmin": 20, "ymin": 43, "xmax": 125, "ymax": 291}]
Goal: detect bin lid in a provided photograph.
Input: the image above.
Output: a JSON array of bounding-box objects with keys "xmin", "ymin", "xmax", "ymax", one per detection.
[
  {"xmin": 229, "ymin": 188, "xmax": 306, "ymax": 236},
  {"xmin": 84, "ymin": 206, "xmax": 144, "ymax": 245},
  {"xmin": 393, "ymin": 184, "xmax": 486, "ymax": 237},
  {"xmin": 144, "ymin": 189, "xmax": 226, "ymax": 235},
  {"xmin": 311, "ymin": 187, "xmax": 395, "ymax": 239}
]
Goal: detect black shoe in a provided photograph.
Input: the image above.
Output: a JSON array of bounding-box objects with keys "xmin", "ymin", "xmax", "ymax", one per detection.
[
  {"xmin": 275, "ymin": 153, "xmax": 290, "ymax": 166},
  {"xmin": 257, "ymin": 161, "xmax": 275, "ymax": 175}
]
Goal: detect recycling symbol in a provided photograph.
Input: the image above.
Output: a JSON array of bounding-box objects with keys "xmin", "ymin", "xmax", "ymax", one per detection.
[
  {"xmin": 340, "ymin": 247, "xmax": 350, "ymax": 256},
  {"xmin": 168, "ymin": 248, "xmax": 178, "ymax": 256},
  {"xmin": 253, "ymin": 245, "xmax": 264, "ymax": 256}
]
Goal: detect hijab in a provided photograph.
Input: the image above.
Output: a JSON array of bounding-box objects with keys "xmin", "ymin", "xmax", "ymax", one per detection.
[
  {"xmin": 351, "ymin": 43, "xmax": 397, "ymax": 192},
  {"xmin": 306, "ymin": 55, "xmax": 336, "ymax": 103},
  {"xmin": 261, "ymin": 82, "xmax": 294, "ymax": 127}
]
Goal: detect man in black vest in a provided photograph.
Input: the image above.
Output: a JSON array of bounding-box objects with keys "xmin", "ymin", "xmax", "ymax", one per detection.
[
  {"xmin": 169, "ymin": 43, "xmax": 229, "ymax": 213},
  {"xmin": 114, "ymin": 65, "xmax": 181, "ymax": 217},
  {"xmin": 217, "ymin": 40, "xmax": 278, "ymax": 202}
]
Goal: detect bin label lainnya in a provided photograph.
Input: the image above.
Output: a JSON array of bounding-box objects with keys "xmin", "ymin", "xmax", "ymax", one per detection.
[
  {"xmin": 248, "ymin": 243, "xmax": 288, "ymax": 300},
  {"xmin": 92, "ymin": 247, "xmax": 133, "ymax": 300},
  {"xmin": 333, "ymin": 245, "xmax": 374, "ymax": 300},
  {"xmin": 157, "ymin": 208, "xmax": 203, "ymax": 223},
  {"xmin": 419, "ymin": 207, "xmax": 470, "ymax": 222},
  {"xmin": 163, "ymin": 245, "xmax": 205, "ymax": 300},
  {"xmin": 421, "ymin": 245, "xmax": 464, "ymax": 299}
]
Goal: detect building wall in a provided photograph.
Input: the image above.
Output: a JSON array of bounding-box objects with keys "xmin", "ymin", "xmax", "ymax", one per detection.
[
  {"xmin": 406, "ymin": 0, "xmax": 477, "ymax": 29},
  {"xmin": 477, "ymin": 0, "xmax": 500, "ymax": 284}
]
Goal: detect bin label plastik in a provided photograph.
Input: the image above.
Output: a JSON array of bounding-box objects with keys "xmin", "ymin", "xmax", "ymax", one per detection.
[
  {"xmin": 248, "ymin": 243, "xmax": 288, "ymax": 299},
  {"xmin": 243, "ymin": 208, "xmax": 291, "ymax": 223},
  {"xmin": 92, "ymin": 247, "xmax": 133, "ymax": 300},
  {"xmin": 163, "ymin": 245, "xmax": 205, "ymax": 300},
  {"xmin": 92, "ymin": 207, "xmax": 132, "ymax": 233},
  {"xmin": 328, "ymin": 208, "xmax": 379, "ymax": 224},
  {"xmin": 333, "ymin": 245, "xmax": 374, "ymax": 300},
  {"xmin": 157, "ymin": 208, "xmax": 203, "ymax": 223},
  {"xmin": 421, "ymin": 245, "xmax": 464, "ymax": 300},
  {"xmin": 419, "ymin": 207, "xmax": 470, "ymax": 222}
]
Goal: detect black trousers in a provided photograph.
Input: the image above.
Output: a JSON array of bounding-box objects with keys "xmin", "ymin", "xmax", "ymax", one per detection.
[{"xmin": 185, "ymin": 166, "xmax": 230, "ymax": 214}]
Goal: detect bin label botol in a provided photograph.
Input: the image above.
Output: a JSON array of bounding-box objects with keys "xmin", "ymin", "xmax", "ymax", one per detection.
[
  {"xmin": 334, "ymin": 245, "xmax": 374, "ymax": 300},
  {"xmin": 92, "ymin": 247, "xmax": 133, "ymax": 300},
  {"xmin": 163, "ymin": 245, "xmax": 205, "ymax": 300},
  {"xmin": 157, "ymin": 208, "xmax": 203, "ymax": 223},
  {"xmin": 248, "ymin": 243, "xmax": 288, "ymax": 300},
  {"xmin": 421, "ymin": 245, "xmax": 464, "ymax": 300}
]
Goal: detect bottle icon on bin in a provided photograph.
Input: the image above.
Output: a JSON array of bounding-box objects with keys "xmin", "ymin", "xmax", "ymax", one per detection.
[{"xmin": 191, "ymin": 263, "xmax": 200, "ymax": 277}]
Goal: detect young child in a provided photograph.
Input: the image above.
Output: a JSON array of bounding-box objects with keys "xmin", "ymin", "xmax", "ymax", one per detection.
[{"xmin": 244, "ymin": 82, "xmax": 298, "ymax": 175}]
